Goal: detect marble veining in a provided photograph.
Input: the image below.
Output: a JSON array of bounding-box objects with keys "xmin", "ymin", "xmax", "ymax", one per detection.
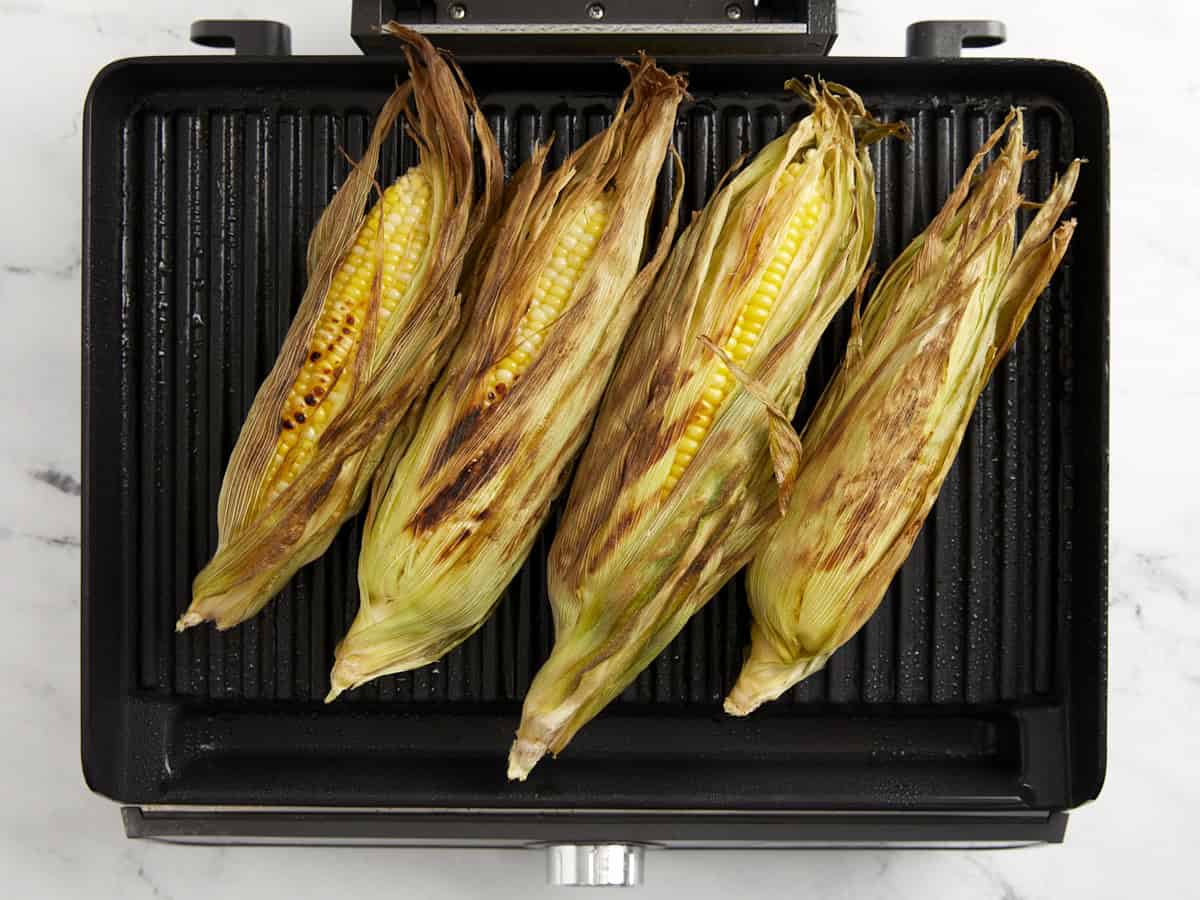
[
  {"xmin": 0, "ymin": 1, "xmax": 1194, "ymax": 898},
  {"xmin": 30, "ymin": 468, "xmax": 81, "ymax": 497},
  {"xmin": 4, "ymin": 260, "xmax": 81, "ymax": 280}
]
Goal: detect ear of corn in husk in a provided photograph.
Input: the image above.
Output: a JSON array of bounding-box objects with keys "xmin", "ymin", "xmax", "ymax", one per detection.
[
  {"xmin": 508, "ymin": 80, "xmax": 903, "ymax": 780},
  {"xmin": 724, "ymin": 110, "xmax": 1081, "ymax": 716},
  {"xmin": 179, "ymin": 26, "xmax": 502, "ymax": 632},
  {"xmin": 325, "ymin": 57, "xmax": 689, "ymax": 701}
]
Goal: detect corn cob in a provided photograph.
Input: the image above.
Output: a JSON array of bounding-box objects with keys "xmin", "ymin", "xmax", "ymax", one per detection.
[
  {"xmin": 326, "ymin": 57, "xmax": 688, "ymax": 701},
  {"xmin": 508, "ymin": 81, "xmax": 903, "ymax": 780},
  {"xmin": 179, "ymin": 26, "xmax": 501, "ymax": 631},
  {"xmin": 725, "ymin": 110, "xmax": 1081, "ymax": 715}
]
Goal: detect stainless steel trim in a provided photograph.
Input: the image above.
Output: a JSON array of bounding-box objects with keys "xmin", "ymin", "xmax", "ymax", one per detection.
[
  {"xmin": 135, "ymin": 804, "xmax": 1053, "ymax": 818},
  {"xmin": 143, "ymin": 836, "xmax": 1046, "ymax": 850}
]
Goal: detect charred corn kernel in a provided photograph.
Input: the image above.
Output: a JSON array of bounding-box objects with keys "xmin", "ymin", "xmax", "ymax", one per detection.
[
  {"xmin": 726, "ymin": 112, "xmax": 1081, "ymax": 716},
  {"xmin": 508, "ymin": 80, "xmax": 905, "ymax": 781},
  {"xmin": 259, "ymin": 170, "xmax": 432, "ymax": 511},
  {"xmin": 326, "ymin": 56, "xmax": 688, "ymax": 703},
  {"xmin": 482, "ymin": 196, "xmax": 612, "ymax": 406},
  {"xmin": 180, "ymin": 26, "xmax": 502, "ymax": 633}
]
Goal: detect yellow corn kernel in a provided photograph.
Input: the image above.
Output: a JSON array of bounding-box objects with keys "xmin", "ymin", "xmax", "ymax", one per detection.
[
  {"xmin": 257, "ymin": 167, "xmax": 432, "ymax": 512},
  {"xmin": 482, "ymin": 195, "xmax": 613, "ymax": 406},
  {"xmin": 661, "ymin": 164, "xmax": 827, "ymax": 494}
]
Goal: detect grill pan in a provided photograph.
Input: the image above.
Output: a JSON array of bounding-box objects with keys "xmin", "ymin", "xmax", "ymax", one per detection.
[{"xmin": 82, "ymin": 8, "xmax": 1108, "ymax": 855}]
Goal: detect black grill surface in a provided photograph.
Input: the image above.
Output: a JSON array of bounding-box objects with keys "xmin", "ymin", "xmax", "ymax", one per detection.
[{"xmin": 83, "ymin": 57, "xmax": 1107, "ymax": 813}]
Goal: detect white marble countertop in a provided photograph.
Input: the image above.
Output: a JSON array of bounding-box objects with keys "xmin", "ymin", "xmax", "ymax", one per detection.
[{"xmin": 2, "ymin": 0, "xmax": 1194, "ymax": 896}]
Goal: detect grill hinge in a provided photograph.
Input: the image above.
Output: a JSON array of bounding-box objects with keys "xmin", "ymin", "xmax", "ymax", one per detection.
[
  {"xmin": 190, "ymin": 20, "xmax": 293, "ymax": 56},
  {"xmin": 906, "ymin": 19, "xmax": 1007, "ymax": 58},
  {"xmin": 352, "ymin": 1, "xmax": 837, "ymax": 58}
]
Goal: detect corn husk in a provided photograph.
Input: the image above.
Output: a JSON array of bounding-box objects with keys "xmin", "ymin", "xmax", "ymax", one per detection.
[
  {"xmin": 725, "ymin": 110, "xmax": 1081, "ymax": 715},
  {"xmin": 180, "ymin": 26, "xmax": 502, "ymax": 631},
  {"xmin": 508, "ymin": 81, "xmax": 902, "ymax": 780},
  {"xmin": 326, "ymin": 57, "xmax": 688, "ymax": 700}
]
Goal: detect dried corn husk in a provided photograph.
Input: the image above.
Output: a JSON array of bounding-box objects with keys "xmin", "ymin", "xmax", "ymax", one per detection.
[
  {"xmin": 326, "ymin": 57, "xmax": 688, "ymax": 700},
  {"xmin": 180, "ymin": 26, "xmax": 501, "ymax": 631},
  {"xmin": 725, "ymin": 110, "xmax": 1081, "ymax": 715},
  {"xmin": 508, "ymin": 81, "xmax": 902, "ymax": 779}
]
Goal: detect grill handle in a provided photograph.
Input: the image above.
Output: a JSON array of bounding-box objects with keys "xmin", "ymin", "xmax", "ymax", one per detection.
[{"xmin": 547, "ymin": 844, "xmax": 644, "ymax": 887}]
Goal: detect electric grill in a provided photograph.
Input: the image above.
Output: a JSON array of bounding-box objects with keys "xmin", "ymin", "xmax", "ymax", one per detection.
[{"xmin": 81, "ymin": 1, "xmax": 1109, "ymax": 883}]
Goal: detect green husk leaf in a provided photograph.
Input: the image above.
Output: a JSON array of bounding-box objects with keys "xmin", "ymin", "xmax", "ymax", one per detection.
[
  {"xmin": 725, "ymin": 111, "xmax": 1082, "ymax": 716},
  {"xmin": 508, "ymin": 79, "xmax": 895, "ymax": 780},
  {"xmin": 326, "ymin": 57, "xmax": 689, "ymax": 701},
  {"xmin": 180, "ymin": 26, "xmax": 501, "ymax": 631}
]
